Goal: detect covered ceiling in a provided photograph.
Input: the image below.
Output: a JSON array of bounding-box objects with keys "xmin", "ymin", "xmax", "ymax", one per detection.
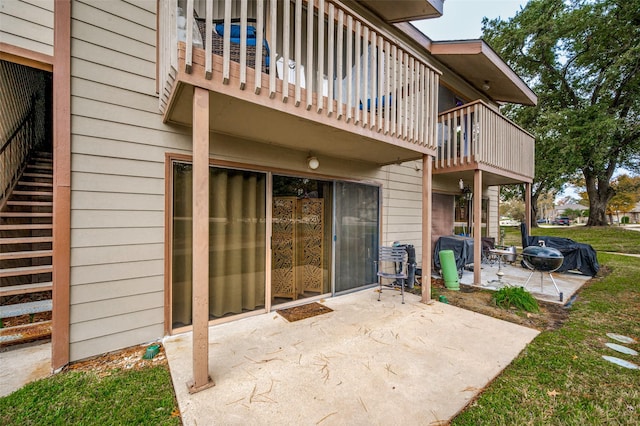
[
  {"xmin": 357, "ymin": 0, "xmax": 444, "ymax": 23},
  {"xmin": 431, "ymin": 40, "xmax": 537, "ymax": 106}
]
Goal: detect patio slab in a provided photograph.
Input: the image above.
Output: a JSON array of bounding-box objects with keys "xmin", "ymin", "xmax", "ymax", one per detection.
[
  {"xmin": 459, "ymin": 260, "xmax": 593, "ymax": 304},
  {"xmin": 164, "ymin": 289, "xmax": 539, "ymax": 425}
]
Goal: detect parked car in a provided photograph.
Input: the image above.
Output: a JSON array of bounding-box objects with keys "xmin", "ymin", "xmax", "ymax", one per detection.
[
  {"xmin": 552, "ymin": 216, "xmax": 571, "ymax": 226},
  {"xmin": 537, "ymin": 218, "xmax": 547, "ymax": 224},
  {"xmin": 499, "ymin": 217, "xmax": 521, "ymax": 227}
]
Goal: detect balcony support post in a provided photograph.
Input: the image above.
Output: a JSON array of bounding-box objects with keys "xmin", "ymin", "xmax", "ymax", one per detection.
[
  {"xmin": 473, "ymin": 169, "xmax": 483, "ymax": 286},
  {"xmin": 188, "ymin": 87, "xmax": 215, "ymax": 394},
  {"xmin": 421, "ymin": 154, "xmax": 433, "ymax": 304},
  {"xmin": 525, "ymin": 182, "xmax": 532, "ymax": 234}
]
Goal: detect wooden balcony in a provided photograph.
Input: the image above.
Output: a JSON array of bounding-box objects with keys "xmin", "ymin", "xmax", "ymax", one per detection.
[
  {"xmin": 158, "ymin": 0, "xmax": 440, "ymax": 164},
  {"xmin": 434, "ymin": 100, "xmax": 535, "ymax": 185}
]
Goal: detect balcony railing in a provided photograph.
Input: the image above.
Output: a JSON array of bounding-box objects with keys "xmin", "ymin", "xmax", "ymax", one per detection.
[
  {"xmin": 159, "ymin": 0, "xmax": 440, "ymax": 151},
  {"xmin": 435, "ymin": 100, "xmax": 535, "ymax": 179}
]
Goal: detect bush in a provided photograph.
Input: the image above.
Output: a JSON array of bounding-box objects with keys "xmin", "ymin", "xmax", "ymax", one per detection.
[
  {"xmin": 621, "ymin": 216, "xmax": 630, "ymax": 224},
  {"xmin": 492, "ymin": 286, "xmax": 539, "ymax": 313}
]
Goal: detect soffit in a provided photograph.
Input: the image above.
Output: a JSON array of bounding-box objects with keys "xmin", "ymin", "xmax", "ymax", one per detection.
[
  {"xmin": 431, "ymin": 40, "xmax": 537, "ymax": 106},
  {"xmin": 356, "ymin": 0, "xmax": 444, "ymax": 23}
]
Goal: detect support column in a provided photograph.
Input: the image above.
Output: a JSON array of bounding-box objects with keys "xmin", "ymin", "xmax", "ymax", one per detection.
[
  {"xmin": 473, "ymin": 170, "xmax": 483, "ymax": 286},
  {"xmin": 188, "ymin": 87, "xmax": 214, "ymax": 393},
  {"xmin": 525, "ymin": 182, "xmax": 532, "ymax": 235},
  {"xmin": 421, "ymin": 155, "xmax": 433, "ymax": 304}
]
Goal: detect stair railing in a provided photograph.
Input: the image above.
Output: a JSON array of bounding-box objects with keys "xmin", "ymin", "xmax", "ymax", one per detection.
[{"xmin": 0, "ymin": 97, "xmax": 40, "ymax": 210}]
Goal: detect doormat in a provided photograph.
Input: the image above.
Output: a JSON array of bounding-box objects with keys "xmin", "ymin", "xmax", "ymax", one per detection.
[{"xmin": 277, "ymin": 302, "xmax": 333, "ymax": 322}]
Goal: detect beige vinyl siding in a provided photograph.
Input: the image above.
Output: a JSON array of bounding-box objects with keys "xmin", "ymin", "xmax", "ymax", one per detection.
[
  {"xmin": 68, "ymin": 0, "xmax": 191, "ymax": 361},
  {"xmin": 0, "ymin": 0, "xmax": 54, "ymax": 56}
]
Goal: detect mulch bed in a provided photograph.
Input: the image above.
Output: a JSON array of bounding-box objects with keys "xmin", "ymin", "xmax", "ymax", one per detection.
[{"xmin": 277, "ymin": 302, "xmax": 333, "ymax": 322}]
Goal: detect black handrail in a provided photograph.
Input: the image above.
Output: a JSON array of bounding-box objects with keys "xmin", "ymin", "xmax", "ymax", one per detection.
[{"xmin": 0, "ymin": 101, "xmax": 36, "ymax": 156}]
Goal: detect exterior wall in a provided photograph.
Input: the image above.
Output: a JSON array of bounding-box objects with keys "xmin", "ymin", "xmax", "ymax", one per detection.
[
  {"xmin": 0, "ymin": 0, "xmax": 54, "ymax": 56},
  {"xmin": 68, "ymin": 0, "xmax": 190, "ymax": 361}
]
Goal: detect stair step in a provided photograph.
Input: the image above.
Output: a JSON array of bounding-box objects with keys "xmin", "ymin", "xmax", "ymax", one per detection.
[
  {"xmin": 22, "ymin": 173, "xmax": 52, "ymax": 179},
  {"xmin": 10, "ymin": 191, "xmax": 53, "ymax": 197},
  {"xmin": 0, "ymin": 321, "xmax": 52, "ymax": 345},
  {"xmin": 17, "ymin": 181, "xmax": 53, "ymax": 188},
  {"xmin": 6, "ymin": 201, "xmax": 53, "ymax": 207},
  {"xmin": 0, "ymin": 212, "xmax": 53, "ymax": 218},
  {"xmin": 0, "ymin": 224, "xmax": 53, "ymax": 231},
  {"xmin": 0, "ymin": 299, "xmax": 52, "ymax": 318},
  {"xmin": 0, "ymin": 282, "xmax": 52, "ymax": 297},
  {"xmin": 0, "ymin": 264, "xmax": 53, "ymax": 278},
  {"xmin": 26, "ymin": 164, "xmax": 53, "ymax": 170},
  {"xmin": 0, "ymin": 249, "xmax": 53, "ymax": 260},
  {"xmin": 0, "ymin": 236, "xmax": 53, "ymax": 245}
]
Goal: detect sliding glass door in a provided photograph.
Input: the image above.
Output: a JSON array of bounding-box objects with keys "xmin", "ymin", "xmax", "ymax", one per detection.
[
  {"xmin": 334, "ymin": 182, "xmax": 380, "ymax": 293},
  {"xmin": 171, "ymin": 162, "xmax": 267, "ymax": 328}
]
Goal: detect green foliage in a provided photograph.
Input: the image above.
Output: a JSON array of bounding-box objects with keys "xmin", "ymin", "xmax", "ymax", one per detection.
[
  {"xmin": 0, "ymin": 366, "xmax": 180, "ymax": 425},
  {"xmin": 492, "ymin": 286, "xmax": 540, "ymax": 313},
  {"xmin": 483, "ymin": 0, "xmax": 640, "ymax": 226}
]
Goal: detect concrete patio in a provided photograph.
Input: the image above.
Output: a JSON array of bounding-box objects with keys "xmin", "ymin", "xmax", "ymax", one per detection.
[
  {"xmin": 164, "ymin": 289, "xmax": 539, "ymax": 425},
  {"xmin": 458, "ymin": 259, "xmax": 593, "ymax": 305}
]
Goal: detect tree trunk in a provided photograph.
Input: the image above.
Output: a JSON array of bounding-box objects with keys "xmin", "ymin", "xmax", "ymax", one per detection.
[
  {"xmin": 585, "ymin": 170, "xmax": 615, "ymax": 226},
  {"xmin": 531, "ymin": 192, "xmax": 539, "ymax": 228}
]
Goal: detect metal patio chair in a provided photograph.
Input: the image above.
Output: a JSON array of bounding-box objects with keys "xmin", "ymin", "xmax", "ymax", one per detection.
[{"xmin": 375, "ymin": 246, "xmax": 408, "ymax": 304}]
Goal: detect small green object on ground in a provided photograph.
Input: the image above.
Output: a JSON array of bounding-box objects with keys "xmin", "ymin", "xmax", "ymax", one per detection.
[
  {"xmin": 142, "ymin": 344, "xmax": 160, "ymax": 360},
  {"xmin": 438, "ymin": 295, "xmax": 449, "ymax": 304}
]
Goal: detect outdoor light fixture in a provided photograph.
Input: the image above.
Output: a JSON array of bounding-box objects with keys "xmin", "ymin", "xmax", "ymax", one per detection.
[
  {"xmin": 459, "ymin": 179, "xmax": 472, "ymax": 200},
  {"xmin": 481, "ymin": 81, "xmax": 491, "ymax": 91},
  {"xmin": 307, "ymin": 156, "xmax": 319, "ymax": 170}
]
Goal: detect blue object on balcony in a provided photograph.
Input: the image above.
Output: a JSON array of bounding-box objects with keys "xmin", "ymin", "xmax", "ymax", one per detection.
[
  {"xmin": 214, "ymin": 24, "xmax": 270, "ymax": 68},
  {"xmin": 359, "ymin": 95, "xmax": 392, "ymax": 111}
]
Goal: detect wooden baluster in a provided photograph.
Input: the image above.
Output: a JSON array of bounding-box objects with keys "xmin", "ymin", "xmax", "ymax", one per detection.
[
  {"xmin": 369, "ymin": 31, "xmax": 376, "ymax": 130},
  {"xmin": 316, "ymin": 0, "xmax": 325, "ymax": 113},
  {"xmin": 362, "ymin": 26, "xmax": 368, "ymax": 128},
  {"xmin": 346, "ymin": 15, "xmax": 353, "ymax": 122},
  {"xmin": 223, "ymin": 0, "xmax": 231, "ymax": 84},
  {"xmin": 354, "ymin": 20, "xmax": 361, "ymax": 124},
  {"xmin": 377, "ymin": 36, "xmax": 383, "ymax": 133},
  {"xmin": 391, "ymin": 44, "xmax": 397, "ymax": 137},
  {"xmin": 295, "ymin": 0, "xmax": 302, "ymax": 106},
  {"xmin": 283, "ymin": 0, "xmax": 290, "ymax": 102},
  {"xmin": 306, "ymin": 0, "xmax": 314, "ymax": 110},
  {"xmin": 336, "ymin": 9, "xmax": 344, "ymax": 120},
  {"xmin": 254, "ymin": 0, "xmax": 263, "ymax": 93},
  {"xmin": 384, "ymin": 41, "xmax": 390, "ymax": 135},
  {"xmin": 240, "ymin": 0, "xmax": 248, "ymax": 90},
  {"xmin": 205, "ymin": 0, "xmax": 213, "ymax": 79},
  {"xmin": 327, "ymin": 3, "xmax": 334, "ymax": 116},
  {"xmin": 269, "ymin": 0, "xmax": 277, "ymax": 98}
]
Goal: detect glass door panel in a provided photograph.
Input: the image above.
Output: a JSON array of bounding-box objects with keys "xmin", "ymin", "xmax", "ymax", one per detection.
[
  {"xmin": 271, "ymin": 175, "xmax": 332, "ymax": 305},
  {"xmin": 334, "ymin": 182, "xmax": 379, "ymax": 293},
  {"xmin": 171, "ymin": 162, "xmax": 267, "ymax": 328}
]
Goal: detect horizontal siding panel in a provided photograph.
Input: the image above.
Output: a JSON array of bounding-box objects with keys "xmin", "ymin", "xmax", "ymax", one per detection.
[
  {"xmin": 76, "ymin": 0, "xmax": 155, "ymax": 32},
  {"xmin": 385, "ymin": 206, "xmax": 424, "ymax": 217},
  {"xmin": 72, "ymin": 38, "xmax": 155, "ymax": 78},
  {"xmin": 71, "ymin": 190, "xmax": 164, "ymax": 211},
  {"xmin": 71, "ymin": 259, "xmax": 164, "ymax": 285},
  {"xmin": 126, "ymin": 0, "xmax": 156, "ymax": 14},
  {"xmin": 71, "ymin": 17, "xmax": 154, "ymax": 60},
  {"xmin": 0, "ymin": 29, "xmax": 53, "ymax": 57},
  {"xmin": 71, "ymin": 210, "xmax": 165, "ymax": 229},
  {"xmin": 71, "ymin": 275, "xmax": 163, "ymax": 305},
  {"xmin": 71, "ymin": 171, "xmax": 164, "ymax": 195},
  {"xmin": 70, "ymin": 243, "xmax": 164, "ymax": 266},
  {"xmin": 1, "ymin": 0, "xmax": 53, "ymax": 28},
  {"xmin": 71, "ymin": 78, "xmax": 159, "ymax": 113},
  {"xmin": 71, "ymin": 153, "xmax": 164, "ymax": 178},
  {"xmin": 70, "ymin": 323, "xmax": 163, "ymax": 362},
  {"xmin": 386, "ymin": 215, "xmax": 422, "ymax": 225},
  {"xmin": 72, "ymin": 134, "xmax": 172, "ymax": 163},
  {"xmin": 386, "ymin": 223, "xmax": 422, "ymax": 234},
  {"xmin": 72, "ymin": 116, "xmax": 191, "ymax": 151},
  {"xmin": 384, "ymin": 190, "xmax": 422, "ymax": 202},
  {"xmin": 0, "ymin": 12, "xmax": 53, "ymax": 48},
  {"xmin": 70, "ymin": 292, "xmax": 163, "ymax": 324},
  {"xmin": 71, "ymin": 228, "xmax": 164, "ymax": 250},
  {"xmin": 72, "ymin": 96, "xmax": 163, "ymax": 130},
  {"xmin": 70, "ymin": 307, "xmax": 164, "ymax": 342},
  {"xmin": 71, "ymin": 57, "xmax": 154, "ymax": 95},
  {"xmin": 385, "ymin": 180, "xmax": 422, "ymax": 193}
]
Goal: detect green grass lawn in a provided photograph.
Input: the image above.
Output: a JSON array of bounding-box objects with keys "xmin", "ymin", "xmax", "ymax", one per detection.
[
  {"xmin": 453, "ymin": 228, "xmax": 640, "ymax": 425},
  {"xmin": 0, "ymin": 365, "xmax": 180, "ymax": 425}
]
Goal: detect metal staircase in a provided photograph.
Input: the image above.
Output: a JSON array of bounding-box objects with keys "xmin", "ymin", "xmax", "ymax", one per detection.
[{"xmin": 1, "ymin": 150, "xmax": 53, "ymax": 346}]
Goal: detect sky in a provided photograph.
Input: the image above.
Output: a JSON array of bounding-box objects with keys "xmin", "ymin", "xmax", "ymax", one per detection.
[{"xmin": 412, "ymin": 0, "xmax": 528, "ymax": 41}]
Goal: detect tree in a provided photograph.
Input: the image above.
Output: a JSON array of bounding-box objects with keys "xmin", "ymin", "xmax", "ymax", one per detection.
[
  {"xmin": 483, "ymin": 0, "xmax": 640, "ymax": 226},
  {"xmin": 607, "ymin": 174, "xmax": 640, "ymax": 223}
]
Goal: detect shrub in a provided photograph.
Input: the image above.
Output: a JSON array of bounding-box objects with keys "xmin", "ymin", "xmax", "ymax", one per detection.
[{"xmin": 492, "ymin": 286, "xmax": 539, "ymax": 313}]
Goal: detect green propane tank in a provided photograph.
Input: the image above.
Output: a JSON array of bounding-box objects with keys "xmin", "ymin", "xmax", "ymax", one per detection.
[{"xmin": 439, "ymin": 250, "xmax": 460, "ymax": 291}]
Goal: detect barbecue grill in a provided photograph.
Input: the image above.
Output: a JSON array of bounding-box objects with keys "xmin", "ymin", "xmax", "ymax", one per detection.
[{"xmin": 522, "ymin": 243, "xmax": 564, "ymax": 301}]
